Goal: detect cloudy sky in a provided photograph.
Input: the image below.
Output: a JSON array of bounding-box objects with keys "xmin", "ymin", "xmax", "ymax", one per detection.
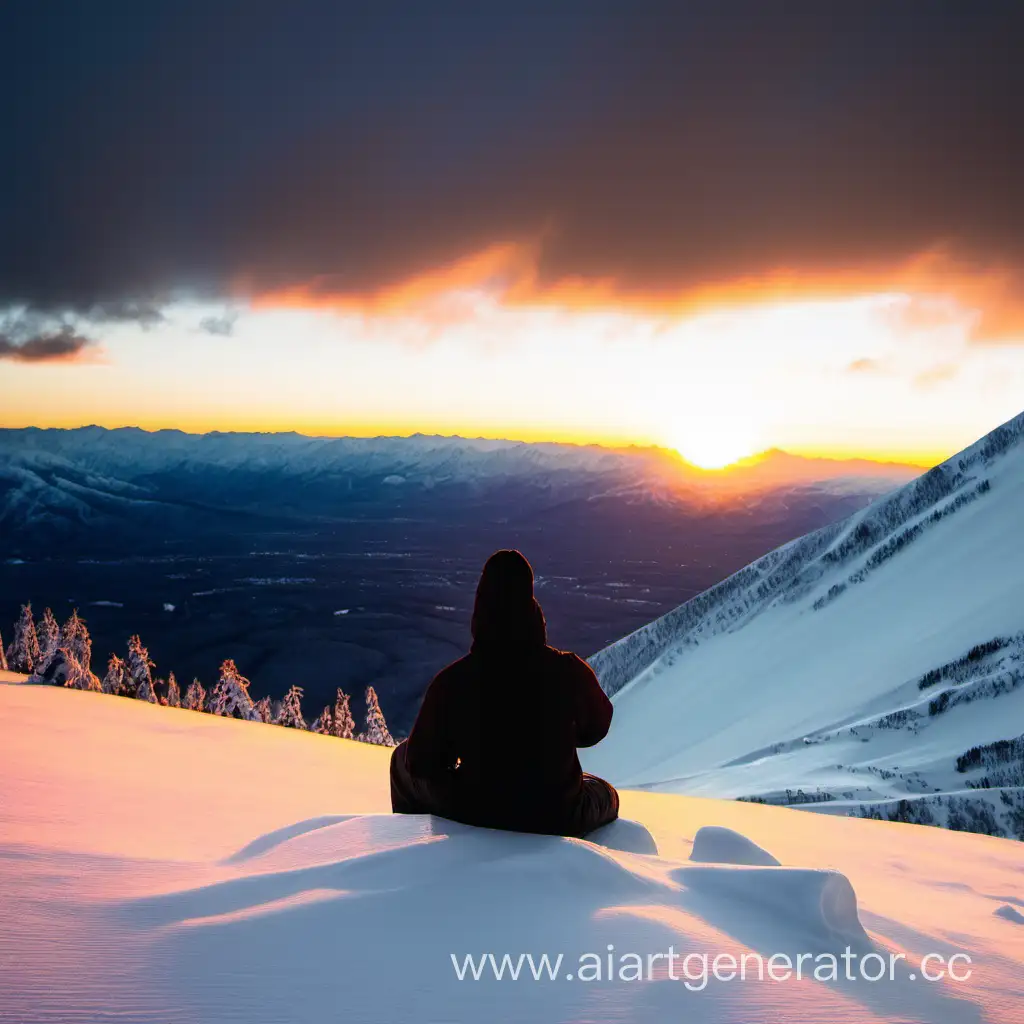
[{"xmin": 2, "ymin": 1, "xmax": 1023, "ymax": 466}]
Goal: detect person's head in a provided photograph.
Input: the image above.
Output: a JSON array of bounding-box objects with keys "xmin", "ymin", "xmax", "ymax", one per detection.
[{"xmin": 470, "ymin": 549, "xmax": 547, "ymax": 654}]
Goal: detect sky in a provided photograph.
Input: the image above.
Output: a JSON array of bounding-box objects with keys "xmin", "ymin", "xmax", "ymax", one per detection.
[{"xmin": 1, "ymin": 1, "xmax": 1023, "ymax": 468}]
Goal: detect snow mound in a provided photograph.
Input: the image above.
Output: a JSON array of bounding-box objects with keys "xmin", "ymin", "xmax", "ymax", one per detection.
[
  {"xmin": 114, "ymin": 814, "xmax": 683, "ymax": 1022},
  {"xmin": 675, "ymin": 864, "xmax": 869, "ymax": 948},
  {"xmin": 689, "ymin": 824, "xmax": 780, "ymax": 866},
  {"xmin": 585, "ymin": 816, "xmax": 659, "ymax": 854}
]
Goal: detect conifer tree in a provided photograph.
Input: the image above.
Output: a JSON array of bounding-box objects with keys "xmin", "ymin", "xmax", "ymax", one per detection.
[
  {"xmin": 312, "ymin": 706, "xmax": 333, "ymax": 734},
  {"xmin": 62, "ymin": 610, "xmax": 92, "ymax": 676},
  {"xmin": 61, "ymin": 647, "xmax": 102, "ymax": 691},
  {"xmin": 6, "ymin": 603, "xmax": 40, "ymax": 673},
  {"xmin": 36, "ymin": 608, "xmax": 61, "ymax": 670},
  {"xmin": 183, "ymin": 677, "xmax": 206, "ymax": 712},
  {"xmin": 127, "ymin": 635, "xmax": 157, "ymax": 702},
  {"xmin": 361, "ymin": 685, "xmax": 395, "ymax": 746},
  {"xmin": 165, "ymin": 671, "xmax": 181, "ymax": 708},
  {"xmin": 254, "ymin": 695, "xmax": 273, "ymax": 723},
  {"xmin": 332, "ymin": 688, "xmax": 355, "ymax": 739},
  {"xmin": 277, "ymin": 684, "xmax": 307, "ymax": 729},
  {"xmin": 209, "ymin": 659, "xmax": 258, "ymax": 720},
  {"xmin": 101, "ymin": 654, "xmax": 127, "ymax": 696}
]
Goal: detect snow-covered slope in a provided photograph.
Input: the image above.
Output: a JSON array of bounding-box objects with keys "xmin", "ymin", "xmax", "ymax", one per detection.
[
  {"xmin": 2, "ymin": 682, "xmax": 1023, "ymax": 1024},
  {"xmin": 586, "ymin": 412, "xmax": 1024, "ymax": 838}
]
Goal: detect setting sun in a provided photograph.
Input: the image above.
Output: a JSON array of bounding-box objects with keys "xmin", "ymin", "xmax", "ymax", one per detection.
[{"xmin": 673, "ymin": 423, "xmax": 759, "ymax": 470}]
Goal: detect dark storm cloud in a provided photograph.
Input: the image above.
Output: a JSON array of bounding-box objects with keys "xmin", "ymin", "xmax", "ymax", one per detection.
[
  {"xmin": 2, "ymin": 1, "xmax": 1022, "ymax": 318},
  {"xmin": 0, "ymin": 325, "xmax": 93, "ymax": 363}
]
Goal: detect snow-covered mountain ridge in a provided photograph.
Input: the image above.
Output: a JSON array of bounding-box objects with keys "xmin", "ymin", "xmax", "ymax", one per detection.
[
  {"xmin": 586, "ymin": 411, "xmax": 1024, "ymax": 839},
  {"xmin": 0, "ymin": 425, "xmax": 921, "ymax": 485},
  {"xmin": 0, "ymin": 425, "xmax": 918, "ymax": 521},
  {"xmin": 0, "ymin": 426, "xmax": 920, "ymax": 568}
]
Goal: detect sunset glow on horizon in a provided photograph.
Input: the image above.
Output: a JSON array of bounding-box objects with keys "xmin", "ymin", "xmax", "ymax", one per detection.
[{"xmin": 2, "ymin": 256, "xmax": 1023, "ymax": 470}]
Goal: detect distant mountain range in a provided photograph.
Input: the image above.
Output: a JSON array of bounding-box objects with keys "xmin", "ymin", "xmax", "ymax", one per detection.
[
  {"xmin": 587, "ymin": 410, "xmax": 1024, "ymax": 840},
  {"xmin": 0, "ymin": 426, "xmax": 920, "ymax": 554}
]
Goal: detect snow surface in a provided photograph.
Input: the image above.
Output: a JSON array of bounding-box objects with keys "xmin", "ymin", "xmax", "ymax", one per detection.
[
  {"xmin": 2, "ymin": 682, "xmax": 1023, "ymax": 1023},
  {"xmin": 586, "ymin": 412, "xmax": 1024, "ymax": 835}
]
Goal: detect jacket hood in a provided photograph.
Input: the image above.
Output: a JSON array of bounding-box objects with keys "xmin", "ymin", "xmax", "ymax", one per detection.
[{"xmin": 470, "ymin": 549, "xmax": 547, "ymax": 654}]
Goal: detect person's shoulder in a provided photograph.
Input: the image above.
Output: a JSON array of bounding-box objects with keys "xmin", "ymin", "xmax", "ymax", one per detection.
[
  {"xmin": 542, "ymin": 646, "xmax": 594, "ymax": 676},
  {"xmin": 542, "ymin": 644, "xmax": 584, "ymax": 661},
  {"xmin": 430, "ymin": 654, "xmax": 474, "ymax": 688}
]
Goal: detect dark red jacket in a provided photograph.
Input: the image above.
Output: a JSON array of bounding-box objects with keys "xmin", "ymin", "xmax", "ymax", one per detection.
[{"xmin": 405, "ymin": 645, "xmax": 613, "ymax": 831}]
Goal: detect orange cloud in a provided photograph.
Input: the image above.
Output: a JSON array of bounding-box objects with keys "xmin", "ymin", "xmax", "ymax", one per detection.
[
  {"xmin": 249, "ymin": 241, "xmax": 1024, "ymax": 344},
  {"xmin": 248, "ymin": 242, "xmax": 540, "ymax": 319},
  {"xmin": 885, "ymin": 248, "xmax": 1024, "ymax": 343}
]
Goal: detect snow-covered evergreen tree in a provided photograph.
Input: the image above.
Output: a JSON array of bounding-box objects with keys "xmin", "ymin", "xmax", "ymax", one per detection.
[
  {"xmin": 36, "ymin": 608, "xmax": 61, "ymax": 670},
  {"xmin": 277, "ymin": 685, "xmax": 307, "ymax": 729},
  {"xmin": 209, "ymin": 659, "xmax": 258, "ymax": 720},
  {"xmin": 254, "ymin": 695, "xmax": 273, "ymax": 723},
  {"xmin": 61, "ymin": 610, "xmax": 92, "ymax": 676},
  {"xmin": 6, "ymin": 603, "xmax": 40, "ymax": 673},
  {"xmin": 101, "ymin": 654, "xmax": 127, "ymax": 696},
  {"xmin": 332, "ymin": 688, "xmax": 355, "ymax": 739},
  {"xmin": 183, "ymin": 677, "xmax": 206, "ymax": 712},
  {"xmin": 127, "ymin": 635, "xmax": 157, "ymax": 703},
  {"xmin": 361, "ymin": 685, "xmax": 395, "ymax": 746},
  {"xmin": 60, "ymin": 646, "xmax": 102, "ymax": 691},
  {"xmin": 312, "ymin": 706, "xmax": 333, "ymax": 734},
  {"xmin": 165, "ymin": 671, "xmax": 181, "ymax": 708}
]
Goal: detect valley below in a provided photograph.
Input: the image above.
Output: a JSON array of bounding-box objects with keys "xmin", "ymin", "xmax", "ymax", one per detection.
[{"xmin": 0, "ymin": 429, "xmax": 906, "ymax": 731}]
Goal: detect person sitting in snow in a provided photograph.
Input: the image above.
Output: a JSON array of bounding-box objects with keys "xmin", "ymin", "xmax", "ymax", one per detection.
[{"xmin": 390, "ymin": 548, "xmax": 619, "ymax": 837}]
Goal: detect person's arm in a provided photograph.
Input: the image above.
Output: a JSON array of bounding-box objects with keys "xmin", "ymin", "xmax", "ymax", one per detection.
[
  {"xmin": 565, "ymin": 653, "xmax": 613, "ymax": 748},
  {"xmin": 405, "ymin": 670, "xmax": 456, "ymax": 778}
]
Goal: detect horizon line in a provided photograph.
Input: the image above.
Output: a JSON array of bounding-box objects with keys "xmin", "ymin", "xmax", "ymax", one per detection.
[{"xmin": 0, "ymin": 420, "xmax": 943, "ymax": 470}]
